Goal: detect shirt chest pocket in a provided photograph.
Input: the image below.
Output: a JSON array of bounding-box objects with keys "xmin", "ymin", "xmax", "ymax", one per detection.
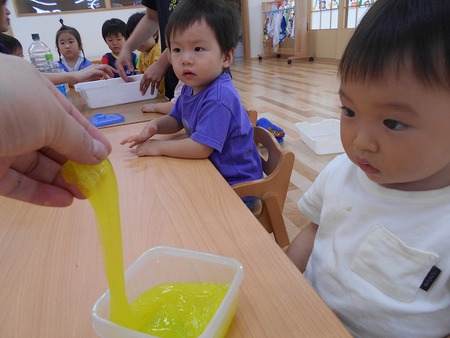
[{"xmin": 351, "ymin": 225, "xmax": 439, "ymax": 303}]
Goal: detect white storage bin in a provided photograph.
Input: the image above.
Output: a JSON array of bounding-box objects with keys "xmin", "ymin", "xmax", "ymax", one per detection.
[
  {"xmin": 295, "ymin": 119, "xmax": 344, "ymax": 155},
  {"xmin": 74, "ymin": 74, "xmax": 157, "ymax": 108},
  {"xmin": 92, "ymin": 246, "xmax": 244, "ymax": 338}
]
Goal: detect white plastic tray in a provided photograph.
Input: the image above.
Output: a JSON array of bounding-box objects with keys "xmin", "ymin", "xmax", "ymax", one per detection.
[
  {"xmin": 295, "ymin": 119, "xmax": 344, "ymax": 155},
  {"xmin": 74, "ymin": 74, "xmax": 157, "ymax": 108}
]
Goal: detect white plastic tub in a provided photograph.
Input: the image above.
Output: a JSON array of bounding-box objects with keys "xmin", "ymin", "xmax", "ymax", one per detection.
[
  {"xmin": 295, "ymin": 119, "xmax": 344, "ymax": 155},
  {"xmin": 92, "ymin": 246, "xmax": 244, "ymax": 338},
  {"xmin": 74, "ymin": 74, "xmax": 157, "ymax": 108}
]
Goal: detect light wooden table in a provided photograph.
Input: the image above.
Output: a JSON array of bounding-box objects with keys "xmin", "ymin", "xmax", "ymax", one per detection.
[
  {"xmin": 0, "ymin": 123, "xmax": 350, "ymax": 337},
  {"xmin": 68, "ymin": 89, "xmax": 167, "ymax": 128}
]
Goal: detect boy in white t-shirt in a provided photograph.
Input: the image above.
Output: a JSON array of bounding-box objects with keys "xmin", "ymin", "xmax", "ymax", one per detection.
[{"xmin": 286, "ymin": 0, "xmax": 450, "ymax": 337}]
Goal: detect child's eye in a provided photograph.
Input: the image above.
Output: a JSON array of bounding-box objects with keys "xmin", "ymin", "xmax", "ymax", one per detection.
[
  {"xmin": 383, "ymin": 119, "xmax": 407, "ymax": 130},
  {"xmin": 341, "ymin": 107, "xmax": 356, "ymax": 118},
  {"xmin": 172, "ymin": 47, "xmax": 181, "ymax": 53},
  {"xmin": 194, "ymin": 47, "xmax": 205, "ymax": 52}
]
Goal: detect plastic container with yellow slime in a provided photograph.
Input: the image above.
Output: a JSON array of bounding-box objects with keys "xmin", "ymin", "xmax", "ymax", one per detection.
[{"xmin": 62, "ymin": 160, "xmax": 244, "ymax": 337}]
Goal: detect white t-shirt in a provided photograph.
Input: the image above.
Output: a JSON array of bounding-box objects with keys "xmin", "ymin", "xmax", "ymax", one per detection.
[{"xmin": 300, "ymin": 154, "xmax": 450, "ymax": 338}]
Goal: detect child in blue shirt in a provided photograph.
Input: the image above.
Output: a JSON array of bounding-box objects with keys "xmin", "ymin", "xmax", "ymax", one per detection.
[
  {"xmin": 56, "ymin": 19, "xmax": 92, "ymax": 72},
  {"xmin": 121, "ymin": 0, "xmax": 262, "ymax": 191},
  {"xmin": 101, "ymin": 18, "xmax": 137, "ymax": 78}
]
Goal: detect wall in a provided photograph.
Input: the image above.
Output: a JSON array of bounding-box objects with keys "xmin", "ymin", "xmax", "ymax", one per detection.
[
  {"xmin": 8, "ymin": 4, "xmax": 143, "ymax": 61},
  {"xmin": 246, "ymin": 0, "xmax": 265, "ymax": 59},
  {"xmin": 7, "ymin": 1, "xmax": 354, "ymax": 61}
]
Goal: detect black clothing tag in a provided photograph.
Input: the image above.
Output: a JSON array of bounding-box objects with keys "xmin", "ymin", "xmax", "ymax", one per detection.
[{"xmin": 420, "ymin": 266, "xmax": 441, "ymax": 291}]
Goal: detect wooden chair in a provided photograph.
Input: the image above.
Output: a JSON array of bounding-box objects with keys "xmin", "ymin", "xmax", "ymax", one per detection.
[
  {"xmin": 247, "ymin": 109, "xmax": 258, "ymax": 126},
  {"xmin": 232, "ymin": 126, "xmax": 295, "ymax": 248}
]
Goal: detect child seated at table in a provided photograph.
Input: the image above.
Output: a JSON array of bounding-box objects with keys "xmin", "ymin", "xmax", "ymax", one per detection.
[
  {"xmin": 56, "ymin": 19, "xmax": 92, "ymax": 72},
  {"xmin": 101, "ymin": 18, "xmax": 137, "ymax": 78},
  {"xmin": 126, "ymin": 11, "xmax": 185, "ymax": 115},
  {"xmin": 126, "ymin": 11, "xmax": 165, "ymax": 98},
  {"xmin": 121, "ymin": 0, "xmax": 263, "ymax": 204},
  {"xmin": 285, "ymin": 0, "xmax": 450, "ymax": 337}
]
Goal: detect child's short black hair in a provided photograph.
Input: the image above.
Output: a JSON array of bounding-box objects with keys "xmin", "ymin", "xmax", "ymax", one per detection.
[
  {"xmin": 339, "ymin": 0, "xmax": 450, "ymax": 89},
  {"xmin": 125, "ymin": 12, "xmax": 145, "ymax": 39},
  {"xmin": 102, "ymin": 18, "xmax": 127, "ymax": 41},
  {"xmin": 0, "ymin": 33, "xmax": 22, "ymax": 54},
  {"xmin": 56, "ymin": 19, "xmax": 87, "ymax": 62},
  {"xmin": 165, "ymin": 0, "xmax": 240, "ymax": 55}
]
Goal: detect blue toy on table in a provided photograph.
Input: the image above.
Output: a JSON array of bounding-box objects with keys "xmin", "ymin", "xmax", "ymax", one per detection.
[{"xmin": 89, "ymin": 113, "xmax": 125, "ymax": 127}]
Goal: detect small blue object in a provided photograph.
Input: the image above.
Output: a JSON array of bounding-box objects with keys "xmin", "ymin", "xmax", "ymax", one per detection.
[
  {"xmin": 56, "ymin": 84, "xmax": 66, "ymax": 97},
  {"xmin": 256, "ymin": 117, "xmax": 285, "ymax": 143},
  {"xmin": 89, "ymin": 113, "xmax": 125, "ymax": 127}
]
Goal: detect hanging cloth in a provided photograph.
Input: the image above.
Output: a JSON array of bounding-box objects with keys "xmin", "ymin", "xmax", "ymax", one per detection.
[
  {"xmin": 279, "ymin": 12, "xmax": 287, "ymax": 44},
  {"xmin": 270, "ymin": 4, "xmax": 283, "ymax": 52},
  {"xmin": 286, "ymin": 9, "xmax": 295, "ymax": 39}
]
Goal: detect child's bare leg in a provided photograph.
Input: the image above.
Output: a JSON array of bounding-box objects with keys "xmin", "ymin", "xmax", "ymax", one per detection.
[{"xmin": 141, "ymin": 101, "xmax": 174, "ymax": 115}]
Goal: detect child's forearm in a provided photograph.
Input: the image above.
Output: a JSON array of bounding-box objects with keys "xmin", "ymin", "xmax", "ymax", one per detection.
[
  {"xmin": 151, "ymin": 115, "xmax": 181, "ymax": 134},
  {"xmin": 156, "ymin": 137, "xmax": 213, "ymax": 159},
  {"xmin": 142, "ymin": 101, "xmax": 174, "ymax": 114},
  {"xmin": 285, "ymin": 222, "xmax": 318, "ymax": 273}
]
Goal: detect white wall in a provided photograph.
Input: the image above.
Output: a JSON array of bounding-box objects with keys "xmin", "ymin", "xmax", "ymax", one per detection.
[
  {"xmin": 247, "ymin": 0, "xmax": 265, "ymax": 58},
  {"xmin": 8, "ymin": 3, "xmax": 144, "ymax": 61}
]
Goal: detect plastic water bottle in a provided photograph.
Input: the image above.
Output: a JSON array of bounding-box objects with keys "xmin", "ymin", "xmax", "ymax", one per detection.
[
  {"xmin": 28, "ymin": 33, "xmax": 51, "ymax": 72},
  {"xmin": 45, "ymin": 53, "xmax": 63, "ymax": 73},
  {"xmin": 44, "ymin": 53, "xmax": 70, "ymax": 95}
]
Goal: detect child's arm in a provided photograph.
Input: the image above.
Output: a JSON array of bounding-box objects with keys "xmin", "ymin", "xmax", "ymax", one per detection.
[
  {"xmin": 120, "ymin": 115, "xmax": 180, "ymax": 148},
  {"xmin": 141, "ymin": 101, "xmax": 174, "ymax": 115},
  {"xmin": 285, "ymin": 222, "xmax": 318, "ymax": 272},
  {"xmin": 44, "ymin": 64, "xmax": 116, "ymax": 86},
  {"xmin": 134, "ymin": 137, "xmax": 213, "ymax": 158}
]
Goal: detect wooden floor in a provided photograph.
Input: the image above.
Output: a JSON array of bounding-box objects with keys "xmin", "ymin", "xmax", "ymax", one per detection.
[{"xmin": 231, "ymin": 57, "xmax": 342, "ymax": 242}]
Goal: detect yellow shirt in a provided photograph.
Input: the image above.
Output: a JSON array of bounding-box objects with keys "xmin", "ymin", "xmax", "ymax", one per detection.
[{"xmin": 137, "ymin": 43, "xmax": 164, "ymax": 96}]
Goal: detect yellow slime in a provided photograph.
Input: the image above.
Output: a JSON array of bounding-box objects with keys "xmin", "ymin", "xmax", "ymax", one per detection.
[
  {"xmin": 131, "ymin": 282, "xmax": 229, "ymax": 337},
  {"xmin": 62, "ymin": 160, "xmax": 229, "ymax": 337},
  {"xmin": 62, "ymin": 159, "xmax": 141, "ymax": 330}
]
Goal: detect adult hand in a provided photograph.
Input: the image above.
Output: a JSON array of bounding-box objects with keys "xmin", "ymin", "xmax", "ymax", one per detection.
[
  {"xmin": 0, "ymin": 55, "xmax": 112, "ymax": 207},
  {"xmin": 115, "ymin": 46, "xmax": 134, "ymax": 81},
  {"xmin": 139, "ymin": 61, "xmax": 165, "ymax": 95},
  {"xmin": 72, "ymin": 63, "xmax": 116, "ymax": 84}
]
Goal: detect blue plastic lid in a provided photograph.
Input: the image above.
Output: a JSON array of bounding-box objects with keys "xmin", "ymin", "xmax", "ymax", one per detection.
[{"xmin": 89, "ymin": 113, "xmax": 125, "ymax": 127}]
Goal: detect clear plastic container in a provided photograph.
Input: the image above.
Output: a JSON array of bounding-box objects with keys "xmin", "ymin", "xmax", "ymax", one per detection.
[
  {"xmin": 74, "ymin": 74, "xmax": 158, "ymax": 108},
  {"xmin": 92, "ymin": 246, "xmax": 244, "ymax": 338},
  {"xmin": 28, "ymin": 34, "xmax": 51, "ymax": 72}
]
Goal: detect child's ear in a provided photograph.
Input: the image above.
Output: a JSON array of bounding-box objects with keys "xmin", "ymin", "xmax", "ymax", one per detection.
[{"xmin": 222, "ymin": 48, "xmax": 235, "ymax": 69}]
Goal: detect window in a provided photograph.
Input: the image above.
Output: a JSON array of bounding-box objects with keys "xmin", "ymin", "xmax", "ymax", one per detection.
[
  {"xmin": 310, "ymin": 0, "xmax": 339, "ymax": 30},
  {"xmin": 13, "ymin": 0, "xmax": 141, "ymax": 16},
  {"xmin": 345, "ymin": 0, "xmax": 376, "ymax": 28}
]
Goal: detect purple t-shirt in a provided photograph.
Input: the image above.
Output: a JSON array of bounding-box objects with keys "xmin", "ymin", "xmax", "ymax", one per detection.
[{"xmin": 170, "ymin": 73, "xmax": 263, "ymax": 186}]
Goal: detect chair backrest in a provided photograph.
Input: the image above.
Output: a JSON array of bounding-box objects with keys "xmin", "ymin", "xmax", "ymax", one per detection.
[
  {"xmin": 232, "ymin": 126, "xmax": 295, "ymax": 247},
  {"xmin": 247, "ymin": 109, "xmax": 258, "ymax": 126}
]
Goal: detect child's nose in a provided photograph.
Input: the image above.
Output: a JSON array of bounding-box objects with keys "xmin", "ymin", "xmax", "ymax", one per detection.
[
  {"xmin": 353, "ymin": 125, "xmax": 378, "ymax": 153},
  {"xmin": 182, "ymin": 52, "xmax": 193, "ymax": 65}
]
